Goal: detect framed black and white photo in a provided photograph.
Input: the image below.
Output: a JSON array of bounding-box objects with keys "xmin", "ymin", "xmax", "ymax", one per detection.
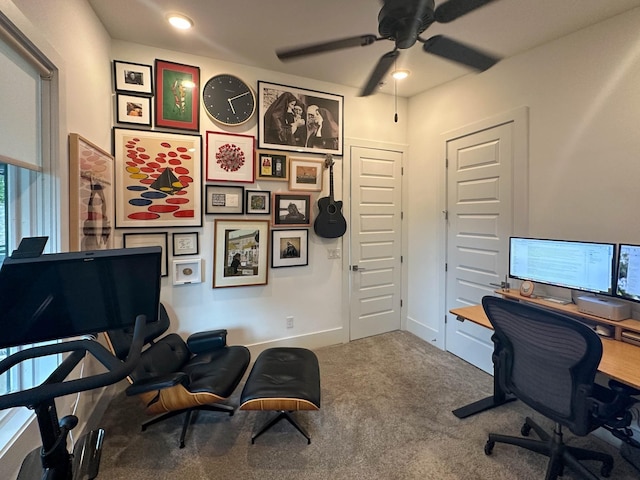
[
  {"xmin": 245, "ymin": 190, "xmax": 271, "ymax": 215},
  {"xmin": 113, "ymin": 60, "xmax": 153, "ymax": 95},
  {"xmin": 272, "ymin": 193, "xmax": 311, "ymax": 227},
  {"xmin": 172, "ymin": 231, "xmax": 199, "ymax": 256},
  {"xmin": 173, "ymin": 258, "xmax": 202, "ymax": 285},
  {"xmin": 205, "ymin": 185, "xmax": 244, "ymax": 215},
  {"xmin": 271, "ymin": 229, "xmax": 308, "ymax": 268},
  {"xmin": 123, "ymin": 232, "xmax": 168, "ymax": 277},
  {"xmin": 258, "ymin": 81, "xmax": 343, "ymax": 156},
  {"xmin": 116, "ymin": 93, "xmax": 151, "ymax": 126}
]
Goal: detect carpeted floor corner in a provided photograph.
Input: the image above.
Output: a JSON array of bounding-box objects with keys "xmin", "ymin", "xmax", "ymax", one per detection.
[{"xmin": 97, "ymin": 331, "xmax": 639, "ymax": 479}]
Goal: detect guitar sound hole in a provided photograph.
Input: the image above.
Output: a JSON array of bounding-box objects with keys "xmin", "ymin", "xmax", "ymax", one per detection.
[{"xmin": 327, "ymin": 205, "xmax": 337, "ymax": 215}]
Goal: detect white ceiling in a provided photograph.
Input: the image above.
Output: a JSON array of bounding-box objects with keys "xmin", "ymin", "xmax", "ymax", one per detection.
[{"xmin": 88, "ymin": 0, "xmax": 640, "ymax": 98}]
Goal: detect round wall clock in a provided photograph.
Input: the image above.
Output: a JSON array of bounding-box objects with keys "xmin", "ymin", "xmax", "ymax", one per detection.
[
  {"xmin": 520, "ymin": 280, "xmax": 535, "ymax": 297},
  {"xmin": 202, "ymin": 74, "xmax": 256, "ymax": 126}
]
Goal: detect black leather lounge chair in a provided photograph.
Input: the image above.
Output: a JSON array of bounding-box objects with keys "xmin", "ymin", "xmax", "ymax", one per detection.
[{"xmin": 104, "ymin": 303, "xmax": 250, "ymax": 448}]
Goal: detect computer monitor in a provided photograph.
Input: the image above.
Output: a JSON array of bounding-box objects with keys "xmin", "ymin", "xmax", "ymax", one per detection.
[
  {"xmin": 509, "ymin": 237, "xmax": 616, "ymax": 296},
  {"xmin": 615, "ymin": 244, "xmax": 640, "ymax": 303},
  {"xmin": 0, "ymin": 247, "xmax": 162, "ymax": 349}
]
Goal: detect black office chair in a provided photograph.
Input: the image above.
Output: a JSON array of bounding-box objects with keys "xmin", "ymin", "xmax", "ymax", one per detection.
[
  {"xmin": 104, "ymin": 303, "xmax": 251, "ymax": 448},
  {"xmin": 481, "ymin": 296, "xmax": 639, "ymax": 480}
]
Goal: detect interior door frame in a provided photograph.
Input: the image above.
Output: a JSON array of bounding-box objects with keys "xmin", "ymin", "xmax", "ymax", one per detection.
[
  {"xmin": 342, "ymin": 137, "xmax": 409, "ymax": 344},
  {"xmin": 438, "ymin": 107, "xmax": 530, "ymax": 348}
]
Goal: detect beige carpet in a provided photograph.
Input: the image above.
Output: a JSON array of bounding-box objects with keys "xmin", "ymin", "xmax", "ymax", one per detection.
[{"xmin": 97, "ymin": 331, "xmax": 639, "ymax": 479}]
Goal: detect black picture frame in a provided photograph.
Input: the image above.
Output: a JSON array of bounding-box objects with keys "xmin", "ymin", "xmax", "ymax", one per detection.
[
  {"xmin": 271, "ymin": 229, "xmax": 309, "ymax": 268},
  {"xmin": 172, "ymin": 232, "xmax": 199, "ymax": 256},
  {"xmin": 245, "ymin": 190, "xmax": 271, "ymax": 215},
  {"xmin": 115, "ymin": 93, "xmax": 152, "ymax": 126},
  {"xmin": 272, "ymin": 193, "xmax": 311, "ymax": 227},
  {"xmin": 205, "ymin": 185, "xmax": 244, "ymax": 215},
  {"xmin": 113, "ymin": 60, "xmax": 153, "ymax": 96},
  {"xmin": 258, "ymin": 81, "xmax": 343, "ymax": 156}
]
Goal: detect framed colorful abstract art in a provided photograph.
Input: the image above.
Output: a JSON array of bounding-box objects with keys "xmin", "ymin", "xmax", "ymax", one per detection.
[
  {"xmin": 154, "ymin": 59, "xmax": 200, "ymax": 131},
  {"xmin": 69, "ymin": 133, "xmax": 115, "ymax": 251},
  {"xmin": 112, "ymin": 127, "xmax": 202, "ymax": 228},
  {"xmin": 205, "ymin": 131, "xmax": 255, "ymax": 183}
]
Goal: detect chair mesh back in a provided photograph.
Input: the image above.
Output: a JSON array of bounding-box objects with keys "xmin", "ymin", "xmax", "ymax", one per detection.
[{"xmin": 482, "ymin": 296, "xmax": 602, "ymax": 424}]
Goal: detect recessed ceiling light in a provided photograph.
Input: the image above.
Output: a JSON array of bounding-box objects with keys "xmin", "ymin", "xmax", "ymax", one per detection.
[
  {"xmin": 392, "ymin": 70, "xmax": 410, "ymax": 80},
  {"xmin": 166, "ymin": 13, "xmax": 194, "ymax": 30}
]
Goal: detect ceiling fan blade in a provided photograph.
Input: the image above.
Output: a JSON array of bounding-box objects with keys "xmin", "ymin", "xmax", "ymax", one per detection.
[
  {"xmin": 434, "ymin": 0, "xmax": 496, "ymax": 23},
  {"xmin": 423, "ymin": 35, "xmax": 499, "ymax": 71},
  {"xmin": 277, "ymin": 34, "xmax": 379, "ymax": 61},
  {"xmin": 360, "ymin": 50, "xmax": 400, "ymax": 97}
]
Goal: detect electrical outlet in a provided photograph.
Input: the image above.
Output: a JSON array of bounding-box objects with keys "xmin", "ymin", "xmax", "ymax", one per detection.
[{"xmin": 286, "ymin": 316, "xmax": 294, "ymax": 329}]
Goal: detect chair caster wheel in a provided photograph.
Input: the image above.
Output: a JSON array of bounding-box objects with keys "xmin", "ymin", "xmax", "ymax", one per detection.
[
  {"xmin": 521, "ymin": 422, "xmax": 531, "ymax": 436},
  {"xmin": 484, "ymin": 440, "xmax": 495, "ymax": 455}
]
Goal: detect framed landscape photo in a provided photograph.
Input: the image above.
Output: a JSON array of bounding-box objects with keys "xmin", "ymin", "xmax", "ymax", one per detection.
[
  {"xmin": 258, "ymin": 81, "xmax": 343, "ymax": 156},
  {"xmin": 245, "ymin": 190, "xmax": 271, "ymax": 215},
  {"xmin": 69, "ymin": 133, "xmax": 115, "ymax": 251},
  {"xmin": 205, "ymin": 184, "xmax": 244, "ymax": 215},
  {"xmin": 205, "ymin": 131, "xmax": 255, "ymax": 183},
  {"xmin": 113, "ymin": 60, "xmax": 153, "ymax": 95},
  {"xmin": 172, "ymin": 231, "xmax": 199, "ymax": 256},
  {"xmin": 256, "ymin": 150, "xmax": 288, "ymax": 181},
  {"xmin": 271, "ymin": 229, "xmax": 308, "ymax": 268},
  {"xmin": 116, "ymin": 93, "xmax": 151, "ymax": 126},
  {"xmin": 273, "ymin": 193, "xmax": 311, "ymax": 227},
  {"xmin": 213, "ymin": 219, "xmax": 269, "ymax": 288},
  {"xmin": 112, "ymin": 127, "xmax": 202, "ymax": 228},
  {"xmin": 155, "ymin": 59, "xmax": 200, "ymax": 131},
  {"xmin": 123, "ymin": 232, "xmax": 168, "ymax": 277},
  {"xmin": 289, "ymin": 157, "xmax": 323, "ymax": 191}
]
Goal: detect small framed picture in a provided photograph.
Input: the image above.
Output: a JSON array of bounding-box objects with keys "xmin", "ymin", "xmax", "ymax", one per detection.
[
  {"xmin": 172, "ymin": 231, "xmax": 199, "ymax": 256},
  {"xmin": 245, "ymin": 190, "xmax": 271, "ymax": 215},
  {"xmin": 173, "ymin": 258, "xmax": 203, "ymax": 285},
  {"xmin": 289, "ymin": 158, "xmax": 324, "ymax": 191},
  {"xmin": 272, "ymin": 229, "xmax": 309, "ymax": 268},
  {"xmin": 116, "ymin": 93, "xmax": 151, "ymax": 126},
  {"xmin": 213, "ymin": 219, "xmax": 269, "ymax": 288},
  {"xmin": 205, "ymin": 131, "xmax": 255, "ymax": 183},
  {"xmin": 256, "ymin": 150, "xmax": 288, "ymax": 181},
  {"xmin": 123, "ymin": 232, "xmax": 168, "ymax": 277},
  {"xmin": 205, "ymin": 185, "xmax": 244, "ymax": 215},
  {"xmin": 273, "ymin": 193, "xmax": 311, "ymax": 227},
  {"xmin": 113, "ymin": 60, "xmax": 153, "ymax": 95}
]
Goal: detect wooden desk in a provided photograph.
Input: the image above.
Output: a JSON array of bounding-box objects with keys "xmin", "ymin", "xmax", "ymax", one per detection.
[{"xmin": 450, "ymin": 304, "xmax": 640, "ymax": 418}]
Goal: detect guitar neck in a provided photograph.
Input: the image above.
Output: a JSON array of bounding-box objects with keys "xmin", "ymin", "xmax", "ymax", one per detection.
[{"xmin": 329, "ymin": 164, "xmax": 334, "ymax": 202}]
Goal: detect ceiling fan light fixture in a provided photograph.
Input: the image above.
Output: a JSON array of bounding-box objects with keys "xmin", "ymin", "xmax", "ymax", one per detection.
[
  {"xmin": 166, "ymin": 13, "xmax": 194, "ymax": 30},
  {"xmin": 392, "ymin": 69, "xmax": 410, "ymax": 80}
]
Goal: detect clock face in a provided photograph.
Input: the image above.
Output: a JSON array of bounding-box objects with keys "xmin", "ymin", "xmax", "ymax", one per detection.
[{"xmin": 202, "ymin": 74, "xmax": 256, "ymax": 126}]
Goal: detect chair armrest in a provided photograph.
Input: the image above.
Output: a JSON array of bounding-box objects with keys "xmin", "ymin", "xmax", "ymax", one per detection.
[
  {"xmin": 589, "ymin": 382, "xmax": 636, "ymax": 424},
  {"xmin": 186, "ymin": 329, "xmax": 228, "ymax": 354},
  {"xmin": 125, "ymin": 372, "xmax": 188, "ymax": 396}
]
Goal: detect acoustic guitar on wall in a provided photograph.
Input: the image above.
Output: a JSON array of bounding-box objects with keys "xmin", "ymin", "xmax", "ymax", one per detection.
[{"xmin": 314, "ymin": 154, "xmax": 347, "ymax": 239}]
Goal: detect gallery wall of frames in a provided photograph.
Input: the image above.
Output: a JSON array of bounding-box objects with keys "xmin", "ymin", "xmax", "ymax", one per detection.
[{"xmin": 70, "ymin": 59, "xmax": 345, "ymax": 288}]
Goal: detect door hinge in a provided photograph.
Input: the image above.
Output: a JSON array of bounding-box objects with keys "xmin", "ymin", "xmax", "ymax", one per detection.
[
  {"xmin": 400, "ymin": 255, "xmax": 403, "ymax": 263},
  {"xmin": 445, "ymin": 315, "xmax": 447, "ymax": 324},
  {"xmin": 445, "ymin": 157, "xmax": 449, "ymax": 168},
  {"xmin": 400, "ymin": 299, "xmax": 403, "ymax": 308},
  {"xmin": 442, "ymin": 210, "xmax": 448, "ymax": 220},
  {"xmin": 445, "ymin": 263, "xmax": 448, "ymax": 272},
  {"xmin": 401, "ymin": 211, "xmax": 404, "ymax": 220},
  {"xmin": 401, "ymin": 166, "xmax": 404, "ymax": 175}
]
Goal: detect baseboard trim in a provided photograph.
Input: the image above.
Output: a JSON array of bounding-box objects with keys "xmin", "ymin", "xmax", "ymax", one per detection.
[
  {"xmin": 245, "ymin": 327, "xmax": 344, "ymax": 359},
  {"xmin": 406, "ymin": 316, "xmax": 442, "ymax": 349}
]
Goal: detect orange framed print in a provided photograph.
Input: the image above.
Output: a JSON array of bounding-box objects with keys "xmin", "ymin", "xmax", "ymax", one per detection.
[{"xmin": 69, "ymin": 133, "xmax": 115, "ymax": 251}]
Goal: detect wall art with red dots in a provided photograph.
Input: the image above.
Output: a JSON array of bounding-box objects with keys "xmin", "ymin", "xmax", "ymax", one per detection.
[
  {"xmin": 112, "ymin": 127, "xmax": 202, "ymax": 228},
  {"xmin": 205, "ymin": 131, "xmax": 255, "ymax": 183}
]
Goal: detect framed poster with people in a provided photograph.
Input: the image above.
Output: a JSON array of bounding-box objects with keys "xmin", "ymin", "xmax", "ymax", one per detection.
[{"xmin": 257, "ymin": 81, "xmax": 343, "ymax": 156}]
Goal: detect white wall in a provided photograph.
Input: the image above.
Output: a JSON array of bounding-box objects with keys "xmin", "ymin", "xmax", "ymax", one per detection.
[{"xmin": 405, "ymin": 7, "xmax": 640, "ymax": 344}]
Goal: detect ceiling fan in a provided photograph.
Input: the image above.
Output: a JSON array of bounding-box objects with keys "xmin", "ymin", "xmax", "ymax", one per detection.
[{"xmin": 276, "ymin": 0, "xmax": 500, "ymax": 96}]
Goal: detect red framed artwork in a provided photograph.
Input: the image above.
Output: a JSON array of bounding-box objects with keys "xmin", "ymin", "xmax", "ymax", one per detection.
[
  {"xmin": 154, "ymin": 59, "xmax": 200, "ymax": 131},
  {"xmin": 205, "ymin": 131, "xmax": 255, "ymax": 183}
]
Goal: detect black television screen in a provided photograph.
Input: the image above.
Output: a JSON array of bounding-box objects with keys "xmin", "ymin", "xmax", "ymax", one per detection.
[
  {"xmin": 509, "ymin": 237, "xmax": 616, "ymax": 296},
  {"xmin": 616, "ymin": 244, "xmax": 640, "ymax": 303},
  {"xmin": 0, "ymin": 247, "xmax": 161, "ymax": 349}
]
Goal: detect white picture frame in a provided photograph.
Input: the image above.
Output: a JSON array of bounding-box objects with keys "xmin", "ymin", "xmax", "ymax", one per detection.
[{"xmin": 173, "ymin": 258, "xmax": 203, "ymax": 285}]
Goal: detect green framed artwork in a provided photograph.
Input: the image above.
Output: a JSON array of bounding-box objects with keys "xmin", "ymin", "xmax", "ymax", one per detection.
[{"xmin": 155, "ymin": 59, "xmax": 200, "ymax": 131}]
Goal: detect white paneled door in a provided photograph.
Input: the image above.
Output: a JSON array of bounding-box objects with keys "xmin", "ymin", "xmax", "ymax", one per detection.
[
  {"xmin": 445, "ymin": 122, "xmax": 514, "ymax": 374},
  {"xmin": 349, "ymin": 146, "xmax": 403, "ymax": 341}
]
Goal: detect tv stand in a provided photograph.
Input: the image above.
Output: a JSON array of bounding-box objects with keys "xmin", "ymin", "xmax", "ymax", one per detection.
[{"xmin": 0, "ymin": 315, "xmax": 147, "ymax": 480}]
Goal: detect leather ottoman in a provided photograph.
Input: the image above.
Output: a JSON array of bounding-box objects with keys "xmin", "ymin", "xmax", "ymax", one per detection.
[{"xmin": 239, "ymin": 347, "xmax": 320, "ymax": 444}]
